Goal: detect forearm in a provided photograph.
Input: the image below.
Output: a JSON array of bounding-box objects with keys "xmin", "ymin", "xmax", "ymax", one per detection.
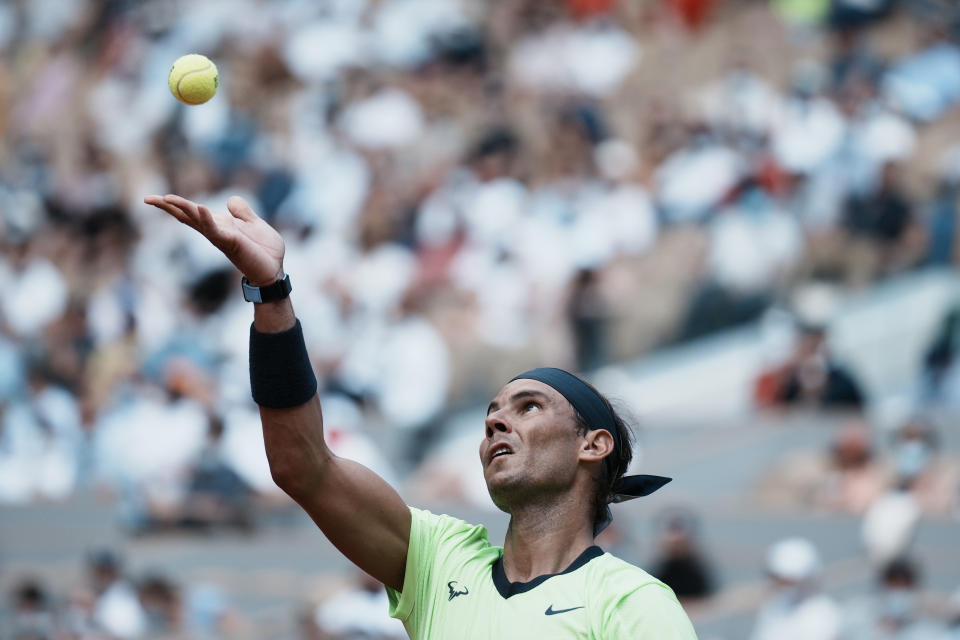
[
  {"xmin": 253, "ymin": 297, "xmax": 296, "ymax": 333},
  {"xmin": 260, "ymin": 397, "xmax": 332, "ymax": 497},
  {"xmin": 252, "ymin": 307, "xmax": 410, "ymax": 590},
  {"xmin": 252, "ymin": 297, "xmax": 327, "ymax": 493}
]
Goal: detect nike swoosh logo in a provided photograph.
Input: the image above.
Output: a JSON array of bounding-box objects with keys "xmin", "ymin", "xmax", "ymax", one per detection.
[{"xmin": 545, "ymin": 605, "xmax": 585, "ymax": 615}]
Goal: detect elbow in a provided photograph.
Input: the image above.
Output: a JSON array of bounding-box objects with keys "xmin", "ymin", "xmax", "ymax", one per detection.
[
  {"xmin": 269, "ymin": 463, "xmax": 297, "ymax": 494},
  {"xmin": 270, "ymin": 462, "xmax": 309, "ymax": 498},
  {"xmin": 268, "ymin": 449, "xmax": 330, "ymax": 498}
]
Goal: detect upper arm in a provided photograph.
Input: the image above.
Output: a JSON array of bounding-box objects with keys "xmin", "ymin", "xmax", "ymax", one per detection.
[
  {"xmin": 300, "ymin": 455, "xmax": 412, "ymax": 591},
  {"xmin": 260, "ymin": 399, "xmax": 411, "ymax": 591}
]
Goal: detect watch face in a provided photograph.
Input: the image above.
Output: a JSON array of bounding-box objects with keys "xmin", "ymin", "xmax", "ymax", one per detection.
[
  {"xmin": 242, "ymin": 275, "xmax": 291, "ymax": 303},
  {"xmin": 241, "ymin": 279, "xmax": 262, "ymax": 303}
]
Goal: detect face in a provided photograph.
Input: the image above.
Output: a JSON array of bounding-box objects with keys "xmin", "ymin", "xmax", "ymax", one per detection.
[{"xmin": 479, "ymin": 379, "xmax": 587, "ymax": 512}]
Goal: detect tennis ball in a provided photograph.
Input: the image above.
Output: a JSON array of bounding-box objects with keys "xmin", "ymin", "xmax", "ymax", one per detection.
[{"xmin": 168, "ymin": 54, "xmax": 219, "ymax": 105}]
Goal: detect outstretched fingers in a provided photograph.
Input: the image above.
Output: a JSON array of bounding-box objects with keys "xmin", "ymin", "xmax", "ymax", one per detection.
[
  {"xmin": 163, "ymin": 194, "xmax": 201, "ymax": 219},
  {"xmin": 195, "ymin": 203, "xmax": 221, "ymax": 234},
  {"xmin": 144, "ymin": 195, "xmax": 196, "ymax": 229},
  {"xmin": 164, "ymin": 194, "xmax": 221, "ymax": 236}
]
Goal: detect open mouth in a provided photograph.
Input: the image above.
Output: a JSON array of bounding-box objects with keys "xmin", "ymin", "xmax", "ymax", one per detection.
[{"xmin": 489, "ymin": 444, "xmax": 513, "ymax": 462}]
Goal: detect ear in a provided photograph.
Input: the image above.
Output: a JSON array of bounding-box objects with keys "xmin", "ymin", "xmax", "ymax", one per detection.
[{"xmin": 579, "ymin": 429, "xmax": 615, "ymax": 463}]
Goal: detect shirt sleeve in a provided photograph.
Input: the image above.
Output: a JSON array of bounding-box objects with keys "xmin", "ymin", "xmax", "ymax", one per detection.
[
  {"xmin": 385, "ymin": 507, "xmax": 486, "ymax": 635},
  {"xmin": 602, "ymin": 582, "xmax": 699, "ymax": 639},
  {"xmin": 386, "ymin": 507, "xmax": 434, "ymax": 626}
]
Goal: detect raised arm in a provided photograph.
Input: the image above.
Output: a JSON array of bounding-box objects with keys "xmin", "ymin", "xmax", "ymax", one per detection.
[{"xmin": 144, "ymin": 194, "xmax": 411, "ymax": 590}]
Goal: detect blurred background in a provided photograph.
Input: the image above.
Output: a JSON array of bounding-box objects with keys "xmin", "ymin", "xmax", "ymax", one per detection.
[{"xmin": 1, "ymin": 0, "xmax": 960, "ymax": 638}]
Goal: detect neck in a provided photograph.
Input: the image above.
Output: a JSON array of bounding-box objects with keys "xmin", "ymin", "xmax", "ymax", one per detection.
[{"xmin": 501, "ymin": 496, "xmax": 596, "ymax": 583}]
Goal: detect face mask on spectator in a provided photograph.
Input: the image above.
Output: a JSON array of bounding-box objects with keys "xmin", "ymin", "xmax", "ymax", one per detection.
[
  {"xmin": 893, "ymin": 441, "xmax": 931, "ymax": 479},
  {"xmin": 880, "ymin": 588, "xmax": 915, "ymax": 623},
  {"xmin": 771, "ymin": 584, "xmax": 807, "ymax": 610},
  {"xmin": 741, "ymin": 187, "xmax": 768, "ymax": 218}
]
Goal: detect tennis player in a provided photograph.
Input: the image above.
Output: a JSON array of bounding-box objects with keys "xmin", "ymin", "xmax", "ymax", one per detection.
[{"xmin": 145, "ymin": 193, "xmax": 698, "ymax": 639}]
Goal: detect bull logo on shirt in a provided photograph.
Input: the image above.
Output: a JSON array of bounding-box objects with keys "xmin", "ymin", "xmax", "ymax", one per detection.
[{"xmin": 447, "ymin": 580, "xmax": 469, "ymax": 601}]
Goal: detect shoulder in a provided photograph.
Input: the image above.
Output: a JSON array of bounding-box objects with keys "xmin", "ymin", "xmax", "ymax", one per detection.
[
  {"xmin": 587, "ymin": 554, "xmax": 697, "ymax": 638},
  {"xmin": 588, "ymin": 552, "xmax": 671, "ymax": 592},
  {"xmin": 408, "ymin": 507, "xmax": 494, "ymax": 556}
]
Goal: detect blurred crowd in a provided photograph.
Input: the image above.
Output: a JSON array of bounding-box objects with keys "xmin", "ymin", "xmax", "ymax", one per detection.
[
  {"xmin": 4, "ymin": 550, "xmax": 241, "ymax": 640},
  {"xmin": 749, "ymin": 538, "xmax": 960, "ymax": 640},
  {"xmin": 3, "ymin": 0, "xmax": 960, "ymax": 508},
  {"xmin": 2, "ymin": 0, "xmax": 960, "ymax": 638},
  {"xmin": 5, "ymin": 511, "xmax": 960, "ymax": 640}
]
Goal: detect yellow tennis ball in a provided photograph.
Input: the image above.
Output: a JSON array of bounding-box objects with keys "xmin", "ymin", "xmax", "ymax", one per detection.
[{"xmin": 168, "ymin": 54, "xmax": 219, "ymax": 105}]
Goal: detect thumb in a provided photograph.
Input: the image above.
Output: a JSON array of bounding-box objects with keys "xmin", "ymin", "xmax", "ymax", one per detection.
[{"xmin": 227, "ymin": 196, "xmax": 258, "ymax": 222}]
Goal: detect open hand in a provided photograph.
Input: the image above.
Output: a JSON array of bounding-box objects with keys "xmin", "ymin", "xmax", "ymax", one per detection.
[{"xmin": 144, "ymin": 194, "xmax": 285, "ymax": 286}]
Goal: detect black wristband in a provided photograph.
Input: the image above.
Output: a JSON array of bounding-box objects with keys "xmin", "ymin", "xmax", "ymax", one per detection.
[{"xmin": 249, "ymin": 319, "xmax": 318, "ymax": 408}]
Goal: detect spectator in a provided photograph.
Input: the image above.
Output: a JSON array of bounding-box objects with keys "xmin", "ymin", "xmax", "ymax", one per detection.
[
  {"xmin": 861, "ymin": 479, "xmax": 921, "ymax": 568},
  {"xmin": 60, "ymin": 587, "xmax": 100, "ymax": 640},
  {"xmin": 183, "ymin": 583, "xmax": 240, "ymax": 637},
  {"xmin": 924, "ymin": 179, "xmax": 959, "ymax": 267},
  {"xmin": 177, "ymin": 414, "xmax": 255, "ymax": 533},
  {"xmin": 0, "ymin": 239, "xmax": 69, "ymax": 340},
  {"xmin": 757, "ymin": 420, "xmax": 889, "ymax": 513},
  {"xmin": 566, "ymin": 268, "xmax": 610, "ymax": 372},
  {"xmin": 755, "ymin": 320, "xmax": 865, "ymax": 411},
  {"xmin": 829, "ymin": 0, "xmax": 895, "ymax": 31},
  {"xmin": 882, "ymin": 26, "xmax": 960, "ymax": 123},
  {"xmin": 842, "ymin": 557, "xmax": 946, "ymax": 639},
  {"xmin": 649, "ymin": 509, "xmax": 716, "ymax": 603},
  {"xmin": 829, "ymin": 27, "xmax": 884, "ymax": 92},
  {"xmin": 506, "ymin": 12, "xmax": 640, "ymax": 97},
  {"xmin": 922, "ymin": 303, "xmax": 960, "ymax": 406},
  {"xmin": 6, "ymin": 579, "xmax": 56, "ymax": 640},
  {"xmin": 679, "ymin": 180, "xmax": 803, "ymax": 340},
  {"xmin": 887, "ymin": 416, "xmax": 959, "ymax": 516},
  {"xmin": 312, "ymin": 571, "xmax": 406, "ymax": 640},
  {"xmin": 772, "ymin": 60, "xmax": 844, "ymax": 176},
  {"xmin": 815, "ymin": 420, "xmax": 888, "ymax": 513},
  {"xmin": 137, "ymin": 574, "xmax": 182, "ymax": 636},
  {"xmin": 841, "ymin": 162, "xmax": 922, "ymax": 287},
  {"xmin": 750, "ymin": 537, "xmax": 841, "ymax": 640},
  {"xmin": 0, "ymin": 362, "xmax": 82, "ymax": 504},
  {"xmin": 86, "ymin": 549, "xmax": 147, "ymax": 639}
]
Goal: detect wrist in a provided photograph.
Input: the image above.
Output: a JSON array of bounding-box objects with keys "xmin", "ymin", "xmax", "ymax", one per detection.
[
  {"xmin": 245, "ymin": 269, "xmax": 285, "ymax": 288},
  {"xmin": 253, "ymin": 297, "xmax": 296, "ymax": 333}
]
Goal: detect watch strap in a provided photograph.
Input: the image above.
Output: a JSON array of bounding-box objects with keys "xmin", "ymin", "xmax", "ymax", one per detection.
[{"xmin": 241, "ymin": 274, "xmax": 292, "ymax": 303}]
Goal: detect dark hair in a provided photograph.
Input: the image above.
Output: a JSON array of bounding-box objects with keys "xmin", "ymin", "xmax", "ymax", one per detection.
[
  {"xmin": 87, "ymin": 548, "xmax": 122, "ymax": 572},
  {"xmin": 468, "ymin": 126, "xmax": 518, "ymax": 163},
  {"xmin": 570, "ymin": 383, "xmax": 635, "ymax": 533},
  {"xmin": 138, "ymin": 573, "xmax": 178, "ymax": 601},
  {"xmin": 14, "ymin": 580, "xmax": 48, "ymax": 609},
  {"xmin": 881, "ymin": 557, "xmax": 919, "ymax": 587}
]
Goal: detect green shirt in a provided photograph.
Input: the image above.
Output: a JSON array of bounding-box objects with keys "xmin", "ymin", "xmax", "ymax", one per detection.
[{"xmin": 387, "ymin": 507, "xmax": 698, "ymax": 639}]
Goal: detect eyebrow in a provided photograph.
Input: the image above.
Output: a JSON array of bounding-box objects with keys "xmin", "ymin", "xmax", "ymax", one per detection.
[{"xmin": 486, "ymin": 390, "xmax": 551, "ymax": 415}]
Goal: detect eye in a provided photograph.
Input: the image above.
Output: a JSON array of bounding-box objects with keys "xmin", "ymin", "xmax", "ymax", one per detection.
[{"xmin": 522, "ymin": 401, "xmax": 540, "ymax": 413}]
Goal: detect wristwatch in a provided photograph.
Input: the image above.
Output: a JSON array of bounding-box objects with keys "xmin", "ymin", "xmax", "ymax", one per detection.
[{"xmin": 241, "ymin": 274, "xmax": 292, "ymax": 303}]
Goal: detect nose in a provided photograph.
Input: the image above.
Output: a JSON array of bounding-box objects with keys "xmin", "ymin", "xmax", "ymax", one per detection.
[{"xmin": 484, "ymin": 411, "xmax": 511, "ymax": 439}]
